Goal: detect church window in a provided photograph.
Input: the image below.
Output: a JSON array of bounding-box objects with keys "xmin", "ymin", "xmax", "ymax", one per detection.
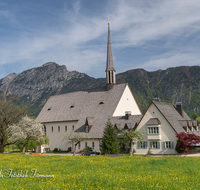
[
  {"xmin": 43, "ymin": 125, "xmax": 46, "ymax": 135},
  {"xmin": 65, "ymin": 126, "xmax": 67, "ymax": 132},
  {"xmin": 58, "ymin": 126, "xmax": 60, "ymax": 132},
  {"xmin": 51, "ymin": 126, "xmax": 53, "ymax": 132}
]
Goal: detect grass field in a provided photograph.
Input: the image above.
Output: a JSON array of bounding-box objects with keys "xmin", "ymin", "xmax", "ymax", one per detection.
[{"xmin": 0, "ymin": 154, "xmax": 199, "ymax": 189}]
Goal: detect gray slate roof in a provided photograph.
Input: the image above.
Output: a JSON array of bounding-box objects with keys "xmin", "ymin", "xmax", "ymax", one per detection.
[
  {"xmin": 112, "ymin": 115, "xmax": 142, "ymax": 130},
  {"xmin": 36, "ymin": 83, "xmax": 142, "ymax": 138},
  {"xmin": 151, "ymin": 101, "xmax": 199, "ymax": 135},
  {"xmin": 146, "ymin": 118, "xmax": 161, "ymax": 125}
]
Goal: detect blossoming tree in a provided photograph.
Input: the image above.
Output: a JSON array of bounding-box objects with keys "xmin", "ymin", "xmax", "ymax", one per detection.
[{"xmin": 8, "ymin": 116, "xmax": 49, "ymax": 153}]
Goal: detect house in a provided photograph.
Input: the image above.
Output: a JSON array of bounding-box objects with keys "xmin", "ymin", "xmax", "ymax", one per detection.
[
  {"xmin": 134, "ymin": 100, "xmax": 199, "ymax": 154},
  {"xmin": 36, "ymin": 22, "xmax": 142, "ymax": 152}
]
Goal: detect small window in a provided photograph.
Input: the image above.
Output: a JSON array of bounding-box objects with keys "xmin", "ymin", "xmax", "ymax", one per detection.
[
  {"xmin": 99, "ymin": 102, "xmax": 104, "ymax": 105},
  {"xmin": 85, "ymin": 142, "xmax": 87, "ymax": 148},
  {"xmin": 58, "ymin": 126, "xmax": 60, "ymax": 132},
  {"xmin": 150, "ymin": 141, "xmax": 160, "ymax": 149},
  {"xmin": 70, "ymin": 106, "xmax": 74, "ymax": 108},
  {"xmin": 92, "ymin": 142, "xmax": 95, "ymax": 149},
  {"xmin": 78, "ymin": 142, "xmax": 81, "ymax": 149},
  {"xmin": 47, "ymin": 107, "xmax": 51, "ymax": 111},
  {"xmin": 72, "ymin": 125, "xmax": 74, "ymax": 130},
  {"xmin": 137, "ymin": 141, "xmax": 147, "ymax": 149},
  {"xmin": 65, "ymin": 126, "xmax": 67, "ymax": 132},
  {"xmin": 163, "ymin": 141, "xmax": 174, "ymax": 149},
  {"xmin": 86, "ymin": 125, "xmax": 89, "ymax": 133},
  {"xmin": 52, "ymin": 126, "xmax": 53, "ymax": 132}
]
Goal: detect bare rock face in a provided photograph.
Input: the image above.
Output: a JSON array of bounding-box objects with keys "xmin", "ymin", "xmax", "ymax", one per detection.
[
  {"xmin": 0, "ymin": 62, "xmax": 85, "ymax": 104},
  {"xmin": 0, "ymin": 73, "xmax": 17, "ymax": 91}
]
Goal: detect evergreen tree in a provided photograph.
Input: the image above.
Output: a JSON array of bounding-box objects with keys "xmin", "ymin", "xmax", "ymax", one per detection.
[{"xmin": 100, "ymin": 119, "xmax": 120, "ymax": 154}]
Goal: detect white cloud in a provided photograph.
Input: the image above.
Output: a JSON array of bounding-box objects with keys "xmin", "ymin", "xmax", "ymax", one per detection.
[
  {"xmin": 0, "ymin": 0, "xmax": 200, "ymax": 79},
  {"xmin": 141, "ymin": 51, "xmax": 200, "ymax": 71}
]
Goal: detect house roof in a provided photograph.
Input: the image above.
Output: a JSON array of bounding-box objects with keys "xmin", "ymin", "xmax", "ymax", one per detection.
[
  {"xmin": 36, "ymin": 83, "xmax": 142, "ymax": 138},
  {"xmin": 151, "ymin": 101, "xmax": 200, "ymax": 135},
  {"xmin": 112, "ymin": 115, "xmax": 142, "ymax": 130},
  {"xmin": 146, "ymin": 118, "xmax": 161, "ymax": 125}
]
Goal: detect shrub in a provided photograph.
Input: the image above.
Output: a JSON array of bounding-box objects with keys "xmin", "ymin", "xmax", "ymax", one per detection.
[
  {"xmin": 80, "ymin": 147, "xmax": 92, "ymax": 153},
  {"xmin": 176, "ymin": 132, "xmax": 200, "ymax": 153},
  {"xmin": 66, "ymin": 147, "xmax": 71, "ymax": 152},
  {"xmin": 53, "ymin": 148, "xmax": 59, "ymax": 153}
]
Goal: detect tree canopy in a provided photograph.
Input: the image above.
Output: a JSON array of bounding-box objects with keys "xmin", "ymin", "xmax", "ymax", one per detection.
[
  {"xmin": 121, "ymin": 130, "xmax": 143, "ymax": 156},
  {"xmin": 175, "ymin": 132, "xmax": 200, "ymax": 153},
  {"xmin": 0, "ymin": 93, "xmax": 27, "ymax": 153},
  {"xmin": 8, "ymin": 116, "xmax": 49, "ymax": 153}
]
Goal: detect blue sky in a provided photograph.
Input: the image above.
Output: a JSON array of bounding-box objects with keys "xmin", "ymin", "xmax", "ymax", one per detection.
[{"xmin": 0, "ymin": 0, "xmax": 200, "ymax": 79}]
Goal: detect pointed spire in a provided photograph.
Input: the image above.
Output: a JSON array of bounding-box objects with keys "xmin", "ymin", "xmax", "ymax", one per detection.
[
  {"xmin": 106, "ymin": 21, "xmax": 115, "ymax": 72},
  {"xmin": 106, "ymin": 21, "xmax": 116, "ymax": 85}
]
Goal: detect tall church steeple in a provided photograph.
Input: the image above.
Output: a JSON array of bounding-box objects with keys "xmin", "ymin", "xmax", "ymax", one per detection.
[{"xmin": 106, "ymin": 20, "xmax": 116, "ymax": 85}]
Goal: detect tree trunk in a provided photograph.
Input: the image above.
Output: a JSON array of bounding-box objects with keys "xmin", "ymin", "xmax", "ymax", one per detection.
[
  {"xmin": 0, "ymin": 139, "xmax": 5, "ymax": 153},
  {"xmin": 22, "ymin": 145, "xmax": 26, "ymax": 153},
  {"xmin": 129, "ymin": 140, "xmax": 135, "ymax": 156},
  {"xmin": 73, "ymin": 144, "xmax": 77, "ymax": 156}
]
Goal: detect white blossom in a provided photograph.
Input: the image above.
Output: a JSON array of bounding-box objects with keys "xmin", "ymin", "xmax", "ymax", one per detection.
[{"xmin": 8, "ymin": 116, "xmax": 45, "ymax": 143}]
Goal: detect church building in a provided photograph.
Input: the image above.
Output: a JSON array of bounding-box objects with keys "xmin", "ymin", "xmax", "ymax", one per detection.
[{"xmin": 36, "ymin": 22, "xmax": 142, "ymax": 152}]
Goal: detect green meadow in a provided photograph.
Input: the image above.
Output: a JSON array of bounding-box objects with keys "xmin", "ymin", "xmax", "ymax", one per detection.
[{"xmin": 0, "ymin": 154, "xmax": 199, "ymax": 189}]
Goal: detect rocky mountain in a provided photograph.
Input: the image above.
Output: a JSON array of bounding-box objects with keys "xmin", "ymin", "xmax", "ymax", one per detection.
[{"xmin": 0, "ymin": 62, "xmax": 200, "ymax": 117}]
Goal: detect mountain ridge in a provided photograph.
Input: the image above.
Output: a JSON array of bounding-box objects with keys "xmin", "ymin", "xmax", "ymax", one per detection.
[{"xmin": 0, "ymin": 62, "xmax": 199, "ymax": 117}]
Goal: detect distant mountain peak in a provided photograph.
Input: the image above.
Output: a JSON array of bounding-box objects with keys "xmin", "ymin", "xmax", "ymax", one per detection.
[{"xmin": 42, "ymin": 62, "xmax": 58, "ymax": 66}]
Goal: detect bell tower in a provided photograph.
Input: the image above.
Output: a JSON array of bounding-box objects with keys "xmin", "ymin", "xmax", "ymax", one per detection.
[{"xmin": 106, "ymin": 20, "xmax": 116, "ymax": 86}]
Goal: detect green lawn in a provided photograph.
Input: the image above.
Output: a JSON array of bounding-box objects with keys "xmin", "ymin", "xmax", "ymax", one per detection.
[{"xmin": 0, "ymin": 154, "xmax": 199, "ymax": 189}]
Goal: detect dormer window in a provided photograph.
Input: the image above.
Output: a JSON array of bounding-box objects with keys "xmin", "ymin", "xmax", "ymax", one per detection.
[
  {"xmin": 147, "ymin": 126, "xmax": 159, "ymax": 135},
  {"xmin": 86, "ymin": 125, "xmax": 89, "ymax": 133},
  {"xmin": 70, "ymin": 105, "xmax": 74, "ymax": 108},
  {"xmin": 99, "ymin": 102, "xmax": 104, "ymax": 105},
  {"xmin": 124, "ymin": 124, "xmax": 129, "ymax": 130},
  {"xmin": 47, "ymin": 107, "xmax": 52, "ymax": 111}
]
